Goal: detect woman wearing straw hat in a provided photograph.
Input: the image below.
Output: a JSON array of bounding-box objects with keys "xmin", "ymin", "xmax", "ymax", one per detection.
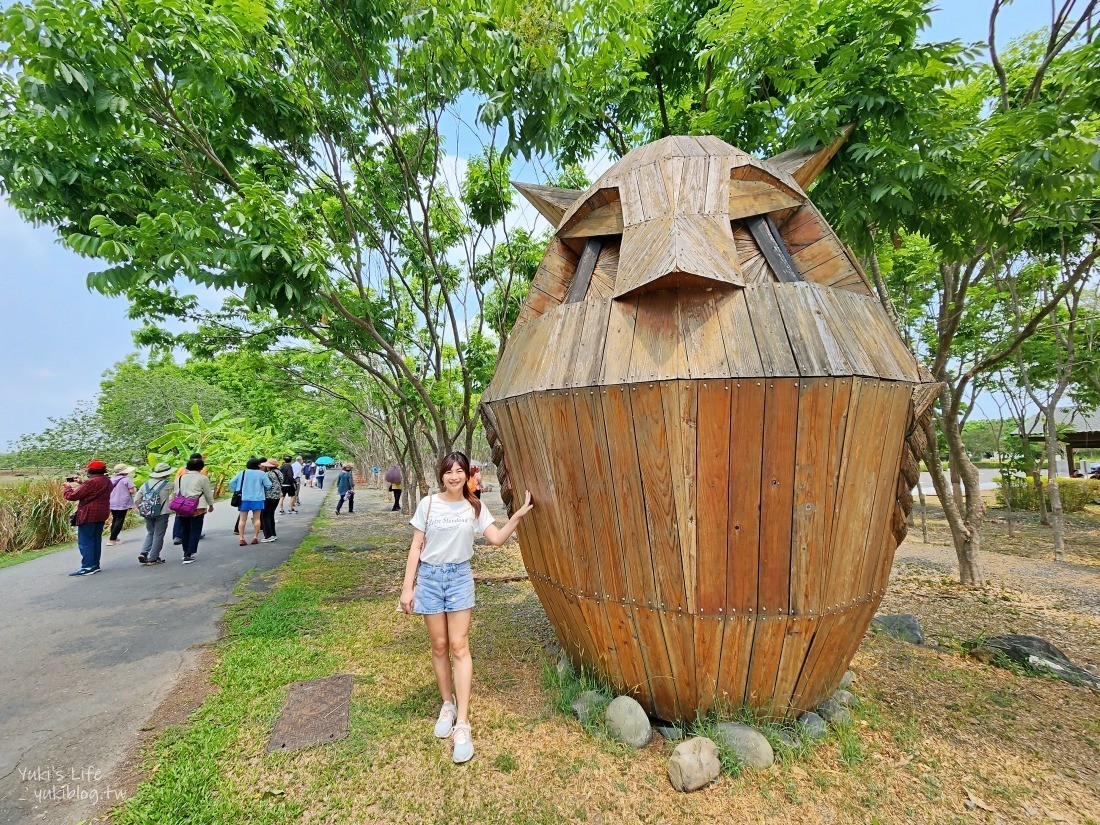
[
  {"xmin": 106, "ymin": 463, "xmax": 137, "ymax": 546},
  {"xmin": 135, "ymin": 462, "xmax": 175, "ymax": 565}
]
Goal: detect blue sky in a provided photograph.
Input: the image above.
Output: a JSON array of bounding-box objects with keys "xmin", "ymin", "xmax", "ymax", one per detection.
[{"xmin": 0, "ymin": 1, "xmax": 1046, "ymax": 448}]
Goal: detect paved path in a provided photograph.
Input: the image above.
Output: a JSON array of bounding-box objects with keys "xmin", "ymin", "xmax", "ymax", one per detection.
[{"xmin": 0, "ymin": 484, "xmax": 329, "ymax": 824}]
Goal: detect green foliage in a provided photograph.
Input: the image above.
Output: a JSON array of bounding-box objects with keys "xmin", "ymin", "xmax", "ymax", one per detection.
[
  {"xmin": 461, "ymin": 146, "xmax": 513, "ymax": 227},
  {"xmin": 996, "ymin": 476, "xmax": 1100, "ymax": 513},
  {"xmin": 0, "ymin": 479, "xmax": 72, "ymax": 554}
]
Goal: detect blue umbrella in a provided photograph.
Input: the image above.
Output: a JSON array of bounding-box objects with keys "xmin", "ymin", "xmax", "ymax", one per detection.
[{"xmin": 315, "ymin": 456, "xmax": 335, "ymax": 465}]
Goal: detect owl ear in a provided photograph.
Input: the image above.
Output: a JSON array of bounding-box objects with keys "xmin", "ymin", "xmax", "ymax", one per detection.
[
  {"xmin": 512, "ymin": 182, "xmax": 585, "ymax": 227},
  {"xmin": 766, "ymin": 124, "xmax": 854, "ymax": 190}
]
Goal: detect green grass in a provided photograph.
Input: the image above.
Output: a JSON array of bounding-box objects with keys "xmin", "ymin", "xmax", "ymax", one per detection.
[
  {"xmin": 111, "ymin": 534, "xmax": 345, "ymax": 824},
  {"xmin": 0, "ymin": 540, "xmax": 70, "ymax": 570}
]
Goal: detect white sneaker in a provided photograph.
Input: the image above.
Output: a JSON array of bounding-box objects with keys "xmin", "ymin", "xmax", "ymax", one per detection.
[
  {"xmin": 261, "ymin": 536, "xmax": 277, "ymax": 543},
  {"xmin": 452, "ymin": 722, "xmax": 474, "ymax": 763},
  {"xmin": 434, "ymin": 700, "xmax": 457, "ymax": 738}
]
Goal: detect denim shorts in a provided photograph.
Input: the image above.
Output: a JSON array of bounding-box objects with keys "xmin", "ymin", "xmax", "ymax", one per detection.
[{"xmin": 414, "ymin": 560, "xmax": 475, "ymax": 614}]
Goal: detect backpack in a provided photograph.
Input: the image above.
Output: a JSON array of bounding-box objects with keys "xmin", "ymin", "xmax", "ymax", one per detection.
[{"xmin": 136, "ymin": 479, "xmax": 169, "ymax": 518}]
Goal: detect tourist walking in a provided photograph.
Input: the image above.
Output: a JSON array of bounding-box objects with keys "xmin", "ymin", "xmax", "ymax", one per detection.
[
  {"xmin": 172, "ymin": 453, "xmax": 207, "ymax": 545},
  {"xmin": 135, "ymin": 462, "xmax": 174, "ymax": 565},
  {"xmin": 385, "ymin": 464, "xmax": 403, "ymax": 511},
  {"xmin": 229, "ymin": 458, "xmax": 272, "ymax": 546},
  {"xmin": 303, "ymin": 461, "xmax": 315, "ymax": 488},
  {"xmin": 172, "ymin": 456, "xmax": 214, "ymax": 564},
  {"xmin": 279, "ymin": 457, "xmax": 297, "ymax": 514},
  {"xmin": 335, "ymin": 464, "xmax": 355, "ymax": 513},
  {"xmin": 63, "ymin": 460, "xmax": 113, "ymax": 576},
  {"xmin": 107, "ymin": 463, "xmax": 137, "ymax": 545},
  {"xmin": 399, "ymin": 452, "xmax": 534, "ymax": 763},
  {"xmin": 261, "ymin": 459, "xmax": 282, "ymax": 542},
  {"xmin": 292, "ymin": 456, "xmax": 304, "ymax": 506},
  {"xmin": 316, "ymin": 463, "xmax": 326, "ymax": 489}
]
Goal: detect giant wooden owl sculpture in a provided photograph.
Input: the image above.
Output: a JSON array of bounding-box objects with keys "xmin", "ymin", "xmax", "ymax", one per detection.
[{"xmin": 480, "ymin": 134, "xmax": 937, "ymax": 720}]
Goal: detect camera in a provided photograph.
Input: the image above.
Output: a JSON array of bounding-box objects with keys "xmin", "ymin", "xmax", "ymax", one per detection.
[{"xmin": 65, "ymin": 476, "xmax": 79, "ymax": 483}]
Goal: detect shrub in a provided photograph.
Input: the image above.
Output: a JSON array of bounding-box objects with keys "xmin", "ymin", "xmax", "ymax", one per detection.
[
  {"xmin": 996, "ymin": 476, "xmax": 1100, "ymax": 513},
  {"xmin": 0, "ymin": 479, "xmax": 72, "ymax": 554}
]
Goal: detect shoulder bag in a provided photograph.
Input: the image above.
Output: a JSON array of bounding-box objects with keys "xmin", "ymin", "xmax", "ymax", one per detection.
[{"xmin": 168, "ymin": 477, "xmax": 201, "ymax": 517}]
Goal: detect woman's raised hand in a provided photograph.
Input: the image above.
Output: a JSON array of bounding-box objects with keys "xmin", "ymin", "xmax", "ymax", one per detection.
[{"xmin": 516, "ymin": 490, "xmax": 535, "ymax": 518}]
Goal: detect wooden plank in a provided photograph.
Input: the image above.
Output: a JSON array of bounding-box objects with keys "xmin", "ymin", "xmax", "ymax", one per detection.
[
  {"xmin": 745, "ymin": 615, "xmax": 789, "ymax": 708},
  {"xmin": 774, "ymin": 283, "xmax": 830, "ymax": 377},
  {"xmin": 797, "ymin": 284, "xmax": 853, "ymax": 376},
  {"xmin": 727, "ymin": 180, "xmax": 803, "ymax": 220},
  {"xmin": 573, "ymin": 389, "xmax": 630, "ymax": 602},
  {"xmin": 628, "ymin": 293, "xmax": 684, "ymax": 383},
  {"xmin": 634, "ymin": 162, "xmax": 671, "ymax": 221},
  {"xmin": 677, "ymin": 156, "xmax": 708, "ymax": 214},
  {"xmin": 696, "ymin": 380, "xmax": 732, "ymax": 616},
  {"xmin": 662, "ymin": 380, "xmax": 698, "ymax": 615},
  {"xmin": 821, "ymin": 378, "xmax": 855, "ymax": 582},
  {"xmin": 758, "ymin": 379, "xmax": 798, "ymax": 617},
  {"xmin": 694, "ymin": 615, "xmax": 724, "ymax": 715},
  {"xmin": 790, "ymin": 378, "xmax": 833, "ymax": 616},
  {"xmin": 703, "ymin": 155, "xmax": 730, "ymax": 215},
  {"xmin": 714, "ymin": 289, "xmax": 765, "ymax": 377},
  {"xmin": 568, "ymin": 298, "xmax": 612, "ymax": 388},
  {"xmin": 815, "ymin": 287, "xmax": 880, "ymax": 377},
  {"xmin": 600, "ymin": 386, "xmax": 658, "ymax": 606},
  {"xmin": 542, "ymin": 303, "xmax": 588, "ymax": 390},
  {"xmin": 618, "ymin": 171, "xmax": 646, "ymax": 226},
  {"xmin": 561, "ymin": 201, "xmax": 624, "ymax": 239},
  {"xmin": 661, "ymin": 610, "xmax": 697, "ymax": 719},
  {"xmin": 672, "ymin": 135, "xmax": 709, "ymax": 157},
  {"xmin": 726, "ymin": 380, "xmax": 765, "ymax": 616},
  {"xmin": 589, "ymin": 241, "xmax": 619, "ymax": 299},
  {"xmin": 822, "ymin": 379, "xmax": 883, "ymax": 611},
  {"xmin": 745, "ymin": 283, "xmax": 799, "ymax": 377},
  {"xmin": 605, "ymin": 600, "xmax": 654, "ymax": 707},
  {"xmin": 632, "ymin": 605, "xmax": 680, "ymax": 719},
  {"xmin": 565, "ymin": 238, "xmax": 603, "ymax": 303},
  {"xmin": 770, "ymin": 615, "xmax": 819, "ymax": 714},
  {"xmin": 717, "ymin": 615, "xmax": 755, "ymax": 707},
  {"xmin": 598, "ymin": 297, "xmax": 639, "ymax": 385},
  {"xmin": 512, "ymin": 310, "xmax": 559, "ymax": 397},
  {"xmin": 747, "ymin": 215, "xmax": 800, "ymax": 283},
  {"xmin": 679, "ymin": 291, "xmax": 731, "ymax": 379},
  {"xmin": 660, "ymin": 156, "xmax": 686, "ymax": 209},
  {"xmin": 631, "ymin": 383, "xmax": 688, "ymax": 612}
]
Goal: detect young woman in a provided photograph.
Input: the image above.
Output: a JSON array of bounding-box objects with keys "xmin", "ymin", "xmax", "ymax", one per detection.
[
  {"xmin": 399, "ymin": 452, "xmax": 533, "ymax": 764},
  {"xmin": 106, "ymin": 463, "xmax": 137, "ymax": 545},
  {"xmin": 176, "ymin": 456, "xmax": 214, "ymax": 564},
  {"xmin": 229, "ymin": 457, "xmax": 272, "ymax": 545},
  {"xmin": 260, "ymin": 458, "xmax": 283, "ymax": 542}
]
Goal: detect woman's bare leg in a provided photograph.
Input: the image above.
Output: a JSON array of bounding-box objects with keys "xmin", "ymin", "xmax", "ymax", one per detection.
[
  {"xmin": 446, "ymin": 609, "xmax": 473, "ymax": 723},
  {"xmin": 251, "ymin": 511, "xmax": 262, "ymax": 540},
  {"xmin": 236, "ymin": 512, "xmax": 247, "ymax": 536},
  {"xmin": 424, "ymin": 613, "xmax": 453, "ymax": 704}
]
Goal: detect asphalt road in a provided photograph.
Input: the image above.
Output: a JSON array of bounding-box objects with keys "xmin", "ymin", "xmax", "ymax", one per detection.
[{"xmin": 0, "ymin": 483, "xmax": 328, "ymax": 825}]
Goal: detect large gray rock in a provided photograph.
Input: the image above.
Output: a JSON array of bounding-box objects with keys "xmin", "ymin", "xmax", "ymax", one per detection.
[
  {"xmin": 871, "ymin": 613, "xmax": 925, "ymax": 645},
  {"xmin": 556, "ymin": 653, "xmax": 574, "ymax": 682},
  {"xmin": 797, "ymin": 711, "xmax": 828, "ymax": 740},
  {"xmin": 773, "ymin": 729, "xmax": 801, "ymax": 749},
  {"xmin": 969, "ymin": 634, "xmax": 1100, "ymax": 691},
  {"xmin": 816, "ymin": 698, "xmax": 852, "ymax": 727},
  {"xmin": 833, "ymin": 689, "xmax": 860, "ymax": 708},
  {"xmin": 667, "ymin": 736, "xmax": 721, "ymax": 792},
  {"xmin": 570, "ymin": 690, "xmax": 605, "ymax": 723},
  {"xmin": 713, "ymin": 723, "xmax": 774, "ymax": 770},
  {"xmin": 604, "ymin": 695, "xmax": 652, "ymax": 747},
  {"xmin": 838, "ymin": 669, "xmax": 854, "ymax": 689},
  {"xmin": 655, "ymin": 723, "xmax": 685, "ymax": 741}
]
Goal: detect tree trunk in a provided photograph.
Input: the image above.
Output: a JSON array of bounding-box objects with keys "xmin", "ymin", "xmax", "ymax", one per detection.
[
  {"xmin": 1031, "ymin": 467, "xmax": 1050, "ymax": 526},
  {"xmin": 916, "ymin": 473, "xmax": 928, "ymax": 543},
  {"xmin": 1041, "ymin": 406, "xmax": 1066, "ymax": 562},
  {"xmin": 923, "ymin": 413, "xmax": 987, "ymax": 585}
]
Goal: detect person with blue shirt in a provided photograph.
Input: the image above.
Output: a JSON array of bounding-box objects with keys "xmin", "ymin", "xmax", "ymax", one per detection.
[
  {"xmin": 229, "ymin": 457, "xmax": 273, "ymax": 545},
  {"xmin": 335, "ymin": 464, "xmax": 355, "ymax": 514}
]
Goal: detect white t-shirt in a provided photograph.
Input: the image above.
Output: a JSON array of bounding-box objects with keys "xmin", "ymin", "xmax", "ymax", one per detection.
[
  {"xmin": 410, "ymin": 494, "xmax": 495, "ymax": 565},
  {"xmin": 291, "ymin": 461, "xmax": 303, "ymax": 478}
]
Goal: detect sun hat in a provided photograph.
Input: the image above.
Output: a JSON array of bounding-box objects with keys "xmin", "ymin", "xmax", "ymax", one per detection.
[
  {"xmin": 148, "ymin": 462, "xmax": 173, "ymax": 479},
  {"xmin": 113, "ymin": 463, "xmax": 136, "ymax": 475},
  {"xmin": 262, "ymin": 459, "xmax": 280, "ymax": 469},
  {"xmin": 86, "ymin": 460, "xmax": 108, "ymax": 473}
]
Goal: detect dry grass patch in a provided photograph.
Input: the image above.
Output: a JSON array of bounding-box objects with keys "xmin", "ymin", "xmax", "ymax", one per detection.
[{"xmin": 111, "ymin": 491, "xmax": 1100, "ymax": 824}]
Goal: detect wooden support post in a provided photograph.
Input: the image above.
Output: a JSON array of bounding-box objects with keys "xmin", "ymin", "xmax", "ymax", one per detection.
[
  {"xmin": 747, "ymin": 215, "xmax": 801, "ymax": 283},
  {"xmin": 566, "ymin": 238, "xmax": 603, "ymax": 303}
]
